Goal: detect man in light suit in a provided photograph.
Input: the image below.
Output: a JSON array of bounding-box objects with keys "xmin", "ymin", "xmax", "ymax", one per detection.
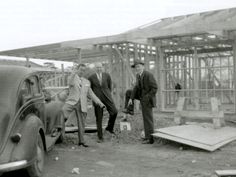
[
  {"xmin": 88, "ymin": 63, "xmax": 118, "ymax": 142},
  {"xmin": 129, "ymin": 60, "xmax": 158, "ymax": 144},
  {"xmin": 63, "ymin": 64, "xmax": 104, "ymax": 147}
]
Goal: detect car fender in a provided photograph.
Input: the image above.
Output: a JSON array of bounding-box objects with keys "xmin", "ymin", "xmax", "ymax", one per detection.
[{"xmin": 10, "ymin": 114, "xmax": 45, "ymax": 163}]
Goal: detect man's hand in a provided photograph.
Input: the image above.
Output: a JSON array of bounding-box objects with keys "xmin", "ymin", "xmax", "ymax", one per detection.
[
  {"xmin": 72, "ymin": 67, "xmax": 77, "ymax": 74},
  {"xmin": 98, "ymin": 102, "xmax": 105, "ymax": 109},
  {"xmin": 128, "ymin": 99, "xmax": 133, "ymax": 106}
]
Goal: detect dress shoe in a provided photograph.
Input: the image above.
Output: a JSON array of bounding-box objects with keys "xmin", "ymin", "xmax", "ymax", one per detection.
[
  {"xmin": 128, "ymin": 111, "xmax": 134, "ymax": 115},
  {"xmin": 78, "ymin": 143, "xmax": 89, "ymax": 147},
  {"xmin": 122, "ymin": 109, "xmax": 134, "ymax": 115},
  {"xmin": 121, "ymin": 118, "xmax": 128, "ymax": 122},
  {"xmin": 97, "ymin": 138, "xmax": 104, "ymax": 143},
  {"xmin": 122, "ymin": 109, "xmax": 129, "ymax": 114},
  {"xmin": 142, "ymin": 139, "xmax": 154, "ymax": 144},
  {"xmin": 105, "ymin": 128, "xmax": 116, "ymax": 135}
]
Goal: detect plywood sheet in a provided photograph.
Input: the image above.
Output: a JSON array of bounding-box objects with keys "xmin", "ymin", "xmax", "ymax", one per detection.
[
  {"xmin": 153, "ymin": 124, "xmax": 236, "ymax": 151},
  {"xmin": 215, "ymin": 170, "xmax": 236, "ymax": 176}
]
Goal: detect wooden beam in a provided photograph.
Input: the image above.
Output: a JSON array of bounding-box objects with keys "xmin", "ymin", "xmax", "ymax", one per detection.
[
  {"xmin": 25, "ymin": 57, "xmax": 30, "ymax": 67},
  {"xmin": 144, "ymin": 45, "xmax": 150, "ymax": 70},
  {"xmin": 193, "ymin": 47, "xmax": 200, "ymax": 109},
  {"xmin": 134, "ymin": 43, "xmax": 139, "ymax": 60},
  {"xmin": 61, "ymin": 34, "xmax": 129, "ymax": 48},
  {"xmin": 157, "ymin": 46, "xmax": 165, "ymax": 111},
  {"xmin": 76, "ymin": 48, "xmax": 81, "ymax": 64},
  {"xmin": 165, "ymin": 47, "xmax": 232, "ymax": 56},
  {"xmin": 0, "ymin": 43, "xmax": 61, "ymax": 55},
  {"xmin": 233, "ymin": 40, "xmax": 236, "ymax": 113},
  {"xmin": 31, "ymin": 50, "xmax": 78, "ymax": 59},
  {"xmin": 155, "ymin": 38, "xmax": 233, "ymax": 48},
  {"xmin": 61, "ymin": 64, "xmax": 65, "ymax": 86}
]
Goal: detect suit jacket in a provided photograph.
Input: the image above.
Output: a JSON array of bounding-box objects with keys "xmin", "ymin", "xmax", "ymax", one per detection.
[
  {"xmin": 88, "ymin": 72, "xmax": 113, "ymax": 102},
  {"xmin": 132, "ymin": 70, "xmax": 158, "ymax": 108},
  {"xmin": 66, "ymin": 74, "xmax": 101, "ymax": 112}
]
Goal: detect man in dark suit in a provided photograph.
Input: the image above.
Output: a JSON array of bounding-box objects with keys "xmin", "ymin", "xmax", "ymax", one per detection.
[
  {"xmin": 129, "ymin": 60, "xmax": 158, "ymax": 144},
  {"xmin": 88, "ymin": 63, "xmax": 118, "ymax": 142}
]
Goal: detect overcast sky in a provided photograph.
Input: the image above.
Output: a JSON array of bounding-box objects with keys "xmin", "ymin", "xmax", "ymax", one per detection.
[{"xmin": 1, "ymin": 0, "xmax": 236, "ymax": 67}]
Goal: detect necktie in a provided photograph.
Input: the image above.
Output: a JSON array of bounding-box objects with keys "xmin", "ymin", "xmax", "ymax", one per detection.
[
  {"xmin": 138, "ymin": 74, "xmax": 142, "ymax": 97},
  {"xmin": 98, "ymin": 73, "xmax": 102, "ymax": 85},
  {"xmin": 138, "ymin": 74, "xmax": 142, "ymax": 88}
]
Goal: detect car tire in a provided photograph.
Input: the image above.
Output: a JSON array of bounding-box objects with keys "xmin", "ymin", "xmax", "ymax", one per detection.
[
  {"xmin": 27, "ymin": 133, "xmax": 45, "ymax": 177},
  {"xmin": 57, "ymin": 112, "xmax": 65, "ymax": 143}
]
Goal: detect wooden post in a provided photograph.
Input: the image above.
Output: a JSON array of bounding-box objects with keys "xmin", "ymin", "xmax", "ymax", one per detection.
[
  {"xmin": 211, "ymin": 97, "xmax": 225, "ymax": 128},
  {"xmin": 108, "ymin": 46, "xmax": 113, "ymax": 74},
  {"xmin": 134, "ymin": 43, "xmax": 138, "ymax": 61},
  {"xmin": 76, "ymin": 48, "xmax": 82, "ymax": 64},
  {"xmin": 193, "ymin": 48, "xmax": 200, "ymax": 109},
  {"xmin": 144, "ymin": 45, "xmax": 150, "ymax": 71},
  {"xmin": 25, "ymin": 57, "xmax": 30, "ymax": 67},
  {"xmin": 119, "ymin": 45, "xmax": 125, "ymax": 108},
  {"xmin": 54, "ymin": 70, "xmax": 56, "ymax": 87},
  {"xmin": 233, "ymin": 40, "xmax": 236, "ymax": 113},
  {"xmin": 157, "ymin": 45, "xmax": 165, "ymax": 111},
  {"xmin": 125, "ymin": 43, "xmax": 130, "ymax": 91},
  {"xmin": 174, "ymin": 97, "xmax": 186, "ymax": 125},
  {"xmin": 113, "ymin": 47, "xmax": 121, "ymax": 109},
  {"xmin": 61, "ymin": 64, "xmax": 65, "ymax": 86},
  {"xmin": 183, "ymin": 56, "xmax": 187, "ymax": 97}
]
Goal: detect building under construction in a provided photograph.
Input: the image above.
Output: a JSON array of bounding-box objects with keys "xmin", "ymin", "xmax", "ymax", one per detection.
[{"xmin": 1, "ymin": 7, "xmax": 236, "ymax": 113}]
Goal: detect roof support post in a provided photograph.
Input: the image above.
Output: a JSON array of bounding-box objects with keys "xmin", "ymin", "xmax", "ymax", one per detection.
[
  {"xmin": 156, "ymin": 45, "xmax": 165, "ymax": 111},
  {"xmin": 144, "ymin": 45, "xmax": 150, "ymax": 71},
  {"xmin": 134, "ymin": 43, "xmax": 138, "ymax": 60},
  {"xmin": 233, "ymin": 40, "xmax": 236, "ymax": 113},
  {"xmin": 25, "ymin": 57, "xmax": 30, "ymax": 67},
  {"xmin": 193, "ymin": 47, "xmax": 200, "ymax": 109},
  {"xmin": 76, "ymin": 48, "xmax": 81, "ymax": 64},
  {"xmin": 61, "ymin": 64, "xmax": 65, "ymax": 86}
]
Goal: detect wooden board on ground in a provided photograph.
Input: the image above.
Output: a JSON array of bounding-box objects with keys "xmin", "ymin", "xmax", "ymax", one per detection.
[
  {"xmin": 152, "ymin": 124, "xmax": 236, "ymax": 152},
  {"xmin": 66, "ymin": 125, "xmax": 107, "ymax": 133},
  {"xmin": 215, "ymin": 170, "xmax": 236, "ymax": 176}
]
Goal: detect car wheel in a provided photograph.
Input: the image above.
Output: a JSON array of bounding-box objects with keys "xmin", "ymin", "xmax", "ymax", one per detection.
[
  {"xmin": 27, "ymin": 133, "xmax": 45, "ymax": 177},
  {"xmin": 57, "ymin": 112, "xmax": 65, "ymax": 143}
]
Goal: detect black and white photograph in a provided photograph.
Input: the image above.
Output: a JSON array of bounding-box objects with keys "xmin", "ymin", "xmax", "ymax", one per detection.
[{"xmin": 1, "ymin": 0, "xmax": 236, "ymax": 176}]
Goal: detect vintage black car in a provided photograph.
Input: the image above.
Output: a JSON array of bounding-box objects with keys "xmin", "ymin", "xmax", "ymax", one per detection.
[{"xmin": 0, "ymin": 66, "xmax": 65, "ymax": 177}]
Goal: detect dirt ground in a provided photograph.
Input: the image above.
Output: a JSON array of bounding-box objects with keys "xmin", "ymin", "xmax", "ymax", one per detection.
[{"xmin": 3, "ymin": 111, "xmax": 236, "ymax": 177}]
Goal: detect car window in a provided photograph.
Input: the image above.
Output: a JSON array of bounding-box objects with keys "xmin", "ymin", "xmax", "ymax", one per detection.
[
  {"xmin": 21, "ymin": 80, "xmax": 31, "ymax": 95},
  {"xmin": 29, "ymin": 76, "xmax": 40, "ymax": 95},
  {"xmin": 17, "ymin": 79, "xmax": 31, "ymax": 109}
]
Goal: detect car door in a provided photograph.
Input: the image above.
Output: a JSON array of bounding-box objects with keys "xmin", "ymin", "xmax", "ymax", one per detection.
[
  {"xmin": 17, "ymin": 75, "xmax": 45, "ymax": 127},
  {"xmin": 28, "ymin": 75, "xmax": 46, "ymax": 128}
]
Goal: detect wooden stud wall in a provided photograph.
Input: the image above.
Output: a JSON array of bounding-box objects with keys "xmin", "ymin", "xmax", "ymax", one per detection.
[
  {"xmin": 154, "ymin": 34, "xmax": 235, "ymax": 113},
  {"xmin": 98, "ymin": 42, "xmax": 158, "ymax": 109}
]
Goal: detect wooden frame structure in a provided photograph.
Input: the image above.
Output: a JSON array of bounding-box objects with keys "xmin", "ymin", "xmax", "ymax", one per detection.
[{"xmin": 151, "ymin": 34, "xmax": 235, "ymax": 113}]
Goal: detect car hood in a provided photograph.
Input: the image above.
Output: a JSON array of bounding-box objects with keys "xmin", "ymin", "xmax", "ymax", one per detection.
[{"xmin": 0, "ymin": 107, "xmax": 11, "ymax": 153}]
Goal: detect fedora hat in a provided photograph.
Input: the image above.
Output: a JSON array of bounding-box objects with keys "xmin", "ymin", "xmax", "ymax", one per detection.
[{"xmin": 131, "ymin": 60, "xmax": 144, "ymax": 68}]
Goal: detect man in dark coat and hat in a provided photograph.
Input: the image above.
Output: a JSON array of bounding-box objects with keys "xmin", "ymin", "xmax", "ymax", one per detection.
[{"xmin": 128, "ymin": 60, "xmax": 158, "ymax": 144}]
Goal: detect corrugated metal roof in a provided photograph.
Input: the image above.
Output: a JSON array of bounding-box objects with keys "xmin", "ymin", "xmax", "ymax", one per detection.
[{"xmin": 123, "ymin": 7, "xmax": 236, "ymax": 39}]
